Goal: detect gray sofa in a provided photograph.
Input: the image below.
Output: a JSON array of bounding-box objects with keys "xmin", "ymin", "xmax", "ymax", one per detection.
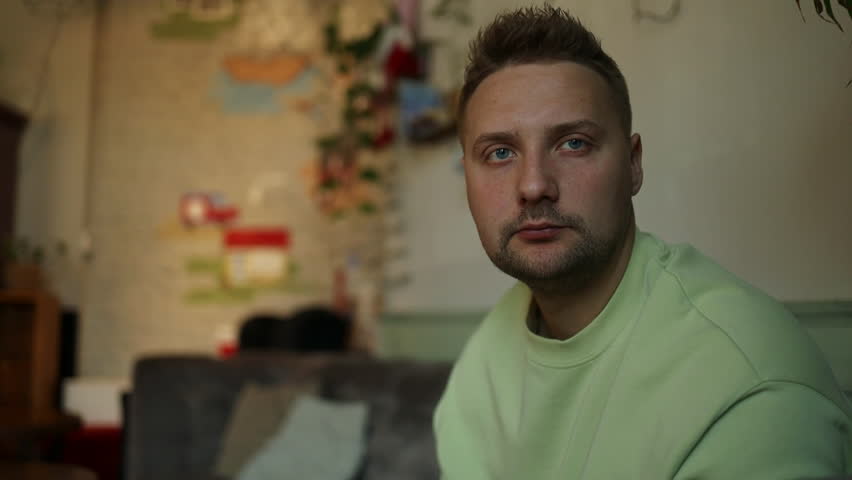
[{"xmin": 126, "ymin": 353, "xmax": 452, "ymax": 480}]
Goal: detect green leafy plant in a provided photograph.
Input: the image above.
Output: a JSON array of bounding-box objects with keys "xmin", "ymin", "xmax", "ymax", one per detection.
[
  {"xmin": 431, "ymin": 0, "xmax": 472, "ymax": 25},
  {"xmin": 795, "ymin": 1, "xmax": 852, "ymax": 85},
  {"xmin": 4, "ymin": 237, "xmax": 40, "ymax": 264},
  {"xmin": 3, "ymin": 236, "xmax": 67, "ymax": 265},
  {"xmin": 796, "ymin": 0, "xmax": 852, "ymax": 31}
]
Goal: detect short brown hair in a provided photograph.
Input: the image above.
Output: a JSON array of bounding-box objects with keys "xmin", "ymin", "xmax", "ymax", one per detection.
[{"xmin": 458, "ymin": 4, "xmax": 632, "ymax": 136}]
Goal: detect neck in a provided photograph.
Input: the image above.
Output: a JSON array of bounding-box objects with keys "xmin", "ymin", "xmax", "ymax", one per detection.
[{"xmin": 532, "ymin": 223, "xmax": 636, "ymax": 341}]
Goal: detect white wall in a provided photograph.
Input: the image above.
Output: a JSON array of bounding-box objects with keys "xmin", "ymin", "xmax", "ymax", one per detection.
[
  {"xmin": 388, "ymin": 0, "xmax": 852, "ymax": 311},
  {"xmin": 388, "ymin": 141, "xmax": 515, "ymax": 312},
  {"xmin": 0, "ymin": 0, "xmax": 95, "ymax": 306}
]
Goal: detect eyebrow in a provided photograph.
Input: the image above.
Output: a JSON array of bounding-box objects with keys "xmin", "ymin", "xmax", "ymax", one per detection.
[
  {"xmin": 471, "ymin": 120, "xmax": 605, "ymax": 153},
  {"xmin": 471, "ymin": 131, "xmax": 520, "ymax": 153},
  {"xmin": 544, "ymin": 120, "xmax": 604, "ymax": 142}
]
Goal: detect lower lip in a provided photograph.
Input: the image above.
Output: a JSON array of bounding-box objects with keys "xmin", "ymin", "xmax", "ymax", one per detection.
[{"xmin": 515, "ymin": 227, "xmax": 566, "ymax": 241}]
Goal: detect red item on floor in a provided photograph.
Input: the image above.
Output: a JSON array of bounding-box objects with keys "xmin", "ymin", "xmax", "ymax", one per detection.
[{"xmin": 63, "ymin": 426, "xmax": 122, "ymax": 480}]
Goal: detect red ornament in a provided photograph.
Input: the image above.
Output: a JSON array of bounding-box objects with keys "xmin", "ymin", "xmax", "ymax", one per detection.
[
  {"xmin": 373, "ymin": 125, "xmax": 395, "ymax": 149},
  {"xmin": 384, "ymin": 43, "xmax": 420, "ymax": 87}
]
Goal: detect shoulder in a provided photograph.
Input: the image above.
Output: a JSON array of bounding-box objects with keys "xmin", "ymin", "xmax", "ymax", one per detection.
[{"xmin": 649, "ymin": 236, "xmax": 849, "ymax": 412}]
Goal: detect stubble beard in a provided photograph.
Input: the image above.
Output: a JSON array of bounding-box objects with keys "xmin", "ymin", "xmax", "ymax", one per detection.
[{"xmin": 487, "ymin": 203, "xmax": 632, "ymax": 294}]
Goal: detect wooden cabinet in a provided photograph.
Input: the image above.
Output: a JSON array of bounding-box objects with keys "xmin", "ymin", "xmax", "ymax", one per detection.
[{"xmin": 0, "ymin": 290, "xmax": 60, "ymax": 423}]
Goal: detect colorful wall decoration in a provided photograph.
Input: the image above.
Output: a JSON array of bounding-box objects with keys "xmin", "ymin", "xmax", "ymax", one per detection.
[
  {"xmin": 399, "ymin": 80, "xmax": 456, "ymax": 144},
  {"xmin": 154, "ymin": 0, "xmax": 448, "ymax": 302},
  {"xmin": 211, "ymin": 63, "xmax": 318, "ymax": 114},
  {"xmin": 184, "ymin": 225, "xmax": 306, "ymax": 304},
  {"xmin": 169, "ymin": 192, "xmax": 316, "ymax": 303},
  {"xmin": 300, "ymin": 0, "xmax": 423, "ymax": 219},
  {"xmin": 150, "ymin": 0, "xmax": 243, "ymax": 41},
  {"xmin": 179, "ymin": 192, "xmax": 240, "ymax": 227},
  {"xmin": 160, "ymin": 191, "xmax": 319, "ymax": 305}
]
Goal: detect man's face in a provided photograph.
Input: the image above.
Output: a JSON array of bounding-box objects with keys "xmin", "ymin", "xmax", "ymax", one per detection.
[{"xmin": 461, "ymin": 62, "xmax": 643, "ymax": 291}]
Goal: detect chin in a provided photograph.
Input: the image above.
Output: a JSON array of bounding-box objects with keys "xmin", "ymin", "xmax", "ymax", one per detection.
[{"xmin": 491, "ymin": 245, "xmax": 574, "ymax": 280}]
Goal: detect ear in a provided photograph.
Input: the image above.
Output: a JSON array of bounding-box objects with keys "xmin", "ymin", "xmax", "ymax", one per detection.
[{"xmin": 628, "ymin": 134, "xmax": 643, "ymax": 196}]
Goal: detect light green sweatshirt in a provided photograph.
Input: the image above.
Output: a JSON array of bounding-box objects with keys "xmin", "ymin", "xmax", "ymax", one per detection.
[{"xmin": 434, "ymin": 231, "xmax": 852, "ymax": 479}]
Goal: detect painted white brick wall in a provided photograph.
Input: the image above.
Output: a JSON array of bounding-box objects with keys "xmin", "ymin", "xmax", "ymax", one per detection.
[{"xmin": 79, "ymin": 1, "xmax": 382, "ymax": 376}]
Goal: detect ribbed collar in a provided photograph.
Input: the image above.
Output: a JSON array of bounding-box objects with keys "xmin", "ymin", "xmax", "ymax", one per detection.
[{"xmin": 517, "ymin": 230, "xmax": 660, "ymax": 368}]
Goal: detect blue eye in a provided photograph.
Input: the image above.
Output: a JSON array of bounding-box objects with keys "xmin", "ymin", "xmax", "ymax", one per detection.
[
  {"xmin": 562, "ymin": 139, "xmax": 587, "ymax": 151},
  {"xmin": 488, "ymin": 147, "xmax": 515, "ymax": 162}
]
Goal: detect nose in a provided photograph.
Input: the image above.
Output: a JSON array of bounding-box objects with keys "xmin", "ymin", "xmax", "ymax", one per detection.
[{"xmin": 517, "ymin": 152, "xmax": 558, "ymax": 205}]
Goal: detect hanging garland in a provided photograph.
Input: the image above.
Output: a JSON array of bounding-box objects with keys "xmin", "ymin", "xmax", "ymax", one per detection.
[{"xmin": 307, "ymin": 0, "xmax": 422, "ymax": 219}]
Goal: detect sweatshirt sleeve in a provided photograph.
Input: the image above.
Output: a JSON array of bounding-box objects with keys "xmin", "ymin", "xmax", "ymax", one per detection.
[{"xmin": 674, "ymin": 381, "xmax": 851, "ymax": 480}]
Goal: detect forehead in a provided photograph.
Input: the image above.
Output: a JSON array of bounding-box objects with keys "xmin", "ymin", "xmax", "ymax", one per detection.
[{"xmin": 462, "ymin": 62, "xmax": 618, "ymax": 142}]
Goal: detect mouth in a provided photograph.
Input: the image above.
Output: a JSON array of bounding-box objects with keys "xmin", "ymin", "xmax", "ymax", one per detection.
[{"xmin": 514, "ymin": 222, "xmax": 567, "ymax": 241}]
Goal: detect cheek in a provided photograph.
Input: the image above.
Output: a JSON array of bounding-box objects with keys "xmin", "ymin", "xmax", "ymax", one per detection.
[
  {"xmin": 466, "ymin": 183, "xmax": 495, "ymax": 226},
  {"xmin": 564, "ymin": 161, "xmax": 632, "ymax": 225},
  {"xmin": 558, "ymin": 160, "xmax": 621, "ymax": 211},
  {"xmin": 466, "ymin": 177, "xmax": 511, "ymax": 238}
]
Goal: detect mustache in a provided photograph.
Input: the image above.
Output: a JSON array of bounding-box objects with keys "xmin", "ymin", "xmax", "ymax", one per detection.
[{"xmin": 500, "ymin": 204, "xmax": 587, "ymax": 241}]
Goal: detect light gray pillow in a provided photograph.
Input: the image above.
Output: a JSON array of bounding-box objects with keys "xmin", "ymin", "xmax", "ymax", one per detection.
[
  {"xmin": 237, "ymin": 395, "xmax": 368, "ymax": 480},
  {"xmin": 215, "ymin": 382, "xmax": 318, "ymax": 477}
]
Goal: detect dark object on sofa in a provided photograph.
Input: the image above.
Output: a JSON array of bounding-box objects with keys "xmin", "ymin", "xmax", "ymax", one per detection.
[
  {"xmin": 125, "ymin": 353, "xmax": 451, "ymax": 480},
  {"xmin": 289, "ymin": 307, "xmax": 352, "ymax": 352},
  {"xmin": 238, "ymin": 307, "xmax": 352, "ymax": 352}
]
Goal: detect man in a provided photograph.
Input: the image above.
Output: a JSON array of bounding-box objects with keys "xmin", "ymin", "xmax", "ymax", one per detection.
[{"xmin": 433, "ymin": 5, "xmax": 852, "ymax": 479}]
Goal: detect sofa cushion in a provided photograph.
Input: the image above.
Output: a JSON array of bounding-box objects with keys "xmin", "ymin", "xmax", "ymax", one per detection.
[
  {"xmin": 127, "ymin": 354, "xmax": 333, "ymax": 480},
  {"xmin": 321, "ymin": 359, "xmax": 451, "ymax": 480},
  {"xmin": 215, "ymin": 381, "xmax": 318, "ymax": 477},
  {"xmin": 127, "ymin": 354, "xmax": 451, "ymax": 480},
  {"xmin": 236, "ymin": 395, "xmax": 368, "ymax": 480}
]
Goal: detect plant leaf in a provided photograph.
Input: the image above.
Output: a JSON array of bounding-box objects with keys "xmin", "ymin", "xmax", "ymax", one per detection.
[
  {"xmin": 317, "ymin": 135, "xmax": 341, "ymax": 151},
  {"xmin": 359, "ymin": 167, "xmax": 381, "ymax": 182},
  {"xmin": 823, "ymin": 0, "xmax": 844, "ymax": 30},
  {"xmin": 838, "ymin": 0, "xmax": 852, "ymax": 20},
  {"xmin": 813, "ymin": 0, "xmax": 835, "ymax": 24},
  {"xmin": 320, "ymin": 178, "xmax": 339, "ymax": 191},
  {"xmin": 357, "ymin": 131, "xmax": 374, "ymax": 147},
  {"xmin": 358, "ymin": 202, "xmax": 377, "ymax": 214},
  {"xmin": 796, "ymin": 0, "xmax": 806, "ymax": 21}
]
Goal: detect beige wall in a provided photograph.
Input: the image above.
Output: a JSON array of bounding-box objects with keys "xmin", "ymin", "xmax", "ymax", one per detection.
[
  {"xmin": 583, "ymin": 0, "xmax": 852, "ymax": 301},
  {"xmin": 389, "ymin": 0, "xmax": 852, "ymax": 311},
  {"xmin": 0, "ymin": 0, "xmax": 95, "ymax": 306}
]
